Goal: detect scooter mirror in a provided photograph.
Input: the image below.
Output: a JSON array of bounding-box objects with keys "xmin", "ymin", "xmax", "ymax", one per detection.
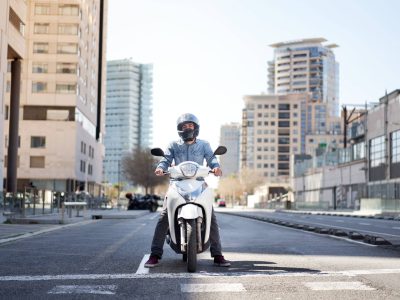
[
  {"xmin": 213, "ymin": 146, "xmax": 227, "ymax": 156},
  {"xmin": 151, "ymin": 148, "xmax": 165, "ymax": 157}
]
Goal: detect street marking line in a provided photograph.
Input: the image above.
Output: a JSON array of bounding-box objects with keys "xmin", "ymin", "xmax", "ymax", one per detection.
[
  {"xmin": 48, "ymin": 285, "xmax": 117, "ymax": 295},
  {"xmin": 0, "ymin": 220, "xmax": 93, "ymax": 245},
  {"xmin": 335, "ymin": 220, "xmax": 344, "ymax": 223},
  {"xmin": 150, "ymin": 214, "xmax": 159, "ymax": 220},
  {"xmin": 248, "ymin": 217, "xmax": 378, "ymax": 247},
  {"xmin": 2, "ymin": 269, "xmax": 400, "ymax": 281},
  {"xmin": 181, "ymin": 283, "xmax": 246, "ymax": 293},
  {"xmin": 247, "ymin": 215, "xmax": 400, "ymax": 238},
  {"xmin": 136, "ymin": 254, "xmax": 150, "ymax": 274},
  {"xmin": 304, "ymin": 281, "xmax": 375, "ymax": 291},
  {"xmin": 392, "ymin": 227, "xmax": 400, "ymax": 230},
  {"xmin": 359, "ymin": 223, "xmax": 371, "ymax": 226}
]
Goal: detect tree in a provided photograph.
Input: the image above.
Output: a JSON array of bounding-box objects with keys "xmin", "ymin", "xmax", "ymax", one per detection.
[
  {"xmin": 239, "ymin": 167, "xmax": 265, "ymax": 195},
  {"xmin": 217, "ymin": 174, "xmax": 243, "ymax": 206},
  {"xmin": 122, "ymin": 148, "xmax": 168, "ymax": 193}
]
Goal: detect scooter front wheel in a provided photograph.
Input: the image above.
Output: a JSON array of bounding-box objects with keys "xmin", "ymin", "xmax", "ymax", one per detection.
[
  {"xmin": 182, "ymin": 254, "xmax": 187, "ymax": 262},
  {"xmin": 186, "ymin": 219, "xmax": 197, "ymax": 272}
]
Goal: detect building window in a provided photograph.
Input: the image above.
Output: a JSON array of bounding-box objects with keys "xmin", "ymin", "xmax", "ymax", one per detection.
[
  {"xmin": 88, "ymin": 164, "xmax": 93, "ymax": 175},
  {"xmin": 33, "ymin": 42, "xmax": 49, "ymax": 53},
  {"xmin": 56, "ymin": 63, "xmax": 77, "ymax": 74},
  {"xmin": 58, "ymin": 24, "xmax": 79, "ymax": 35},
  {"xmin": 34, "ymin": 23, "xmax": 50, "ymax": 34},
  {"xmin": 35, "ymin": 4, "xmax": 50, "ymax": 15},
  {"xmin": 59, "ymin": 4, "xmax": 79, "ymax": 16},
  {"xmin": 391, "ymin": 130, "xmax": 400, "ymax": 163},
  {"xmin": 370, "ymin": 135, "xmax": 385, "ymax": 167},
  {"xmin": 80, "ymin": 160, "xmax": 86, "ymax": 173},
  {"xmin": 30, "ymin": 156, "xmax": 45, "ymax": 168},
  {"xmin": 4, "ymin": 105, "xmax": 9, "ymax": 120},
  {"xmin": 81, "ymin": 141, "xmax": 86, "ymax": 154},
  {"xmin": 32, "ymin": 82, "xmax": 48, "ymax": 93},
  {"xmin": 56, "ymin": 83, "xmax": 76, "ymax": 94},
  {"xmin": 57, "ymin": 43, "xmax": 78, "ymax": 54},
  {"xmin": 32, "ymin": 63, "xmax": 48, "ymax": 73},
  {"xmin": 31, "ymin": 136, "xmax": 46, "ymax": 148}
]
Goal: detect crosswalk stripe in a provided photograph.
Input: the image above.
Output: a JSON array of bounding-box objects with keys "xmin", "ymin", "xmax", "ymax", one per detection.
[
  {"xmin": 304, "ymin": 281, "xmax": 375, "ymax": 291},
  {"xmin": 181, "ymin": 283, "xmax": 245, "ymax": 293},
  {"xmin": 1, "ymin": 268, "xmax": 400, "ymax": 281},
  {"xmin": 48, "ymin": 285, "xmax": 117, "ymax": 295}
]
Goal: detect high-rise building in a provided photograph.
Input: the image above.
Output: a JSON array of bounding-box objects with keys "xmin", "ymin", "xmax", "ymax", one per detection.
[
  {"xmin": 1, "ymin": 0, "xmax": 27, "ymax": 194},
  {"xmin": 103, "ymin": 59, "xmax": 153, "ymax": 184},
  {"xmin": 219, "ymin": 123, "xmax": 240, "ymax": 176},
  {"xmin": 3, "ymin": 0, "xmax": 108, "ymax": 196},
  {"xmin": 268, "ymin": 38, "xmax": 339, "ymax": 113},
  {"xmin": 240, "ymin": 38, "xmax": 343, "ymax": 183},
  {"xmin": 241, "ymin": 94, "xmax": 307, "ymax": 181}
]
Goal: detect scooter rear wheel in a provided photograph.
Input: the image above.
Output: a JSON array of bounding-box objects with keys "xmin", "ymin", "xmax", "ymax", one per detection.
[{"xmin": 186, "ymin": 219, "xmax": 197, "ymax": 272}]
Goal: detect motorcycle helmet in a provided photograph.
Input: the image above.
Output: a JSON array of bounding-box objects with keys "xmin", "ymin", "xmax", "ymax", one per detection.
[{"xmin": 177, "ymin": 113, "xmax": 200, "ymax": 141}]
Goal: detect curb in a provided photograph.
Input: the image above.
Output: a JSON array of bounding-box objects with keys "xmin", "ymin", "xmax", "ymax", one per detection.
[{"xmin": 219, "ymin": 211, "xmax": 394, "ymax": 246}]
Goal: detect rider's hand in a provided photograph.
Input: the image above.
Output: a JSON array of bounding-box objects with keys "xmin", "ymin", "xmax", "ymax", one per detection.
[
  {"xmin": 154, "ymin": 168, "xmax": 165, "ymax": 176},
  {"xmin": 212, "ymin": 167, "xmax": 222, "ymax": 177}
]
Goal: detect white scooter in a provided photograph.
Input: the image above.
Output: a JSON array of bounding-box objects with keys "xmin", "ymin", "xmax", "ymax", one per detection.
[{"xmin": 150, "ymin": 146, "xmax": 227, "ymax": 272}]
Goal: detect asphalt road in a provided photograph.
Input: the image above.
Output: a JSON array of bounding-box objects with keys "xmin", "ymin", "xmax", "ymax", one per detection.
[
  {"xmin": 0, "ymin": 211, "xmax": 400, "ymax": 299},
  {"xmin": 222, "ymin": 210, "xmax": 400, "ymax": 245}
]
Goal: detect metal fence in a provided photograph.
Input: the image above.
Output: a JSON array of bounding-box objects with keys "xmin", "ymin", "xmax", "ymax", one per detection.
[{"xmin": 1, "ymin": 189, "xmax": 108, "ymax": 217}]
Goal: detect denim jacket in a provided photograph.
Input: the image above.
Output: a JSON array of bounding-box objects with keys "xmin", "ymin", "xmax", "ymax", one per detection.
[{"xmin": 157, "ymin": 138, "xmax": 220, "ymax": 171}]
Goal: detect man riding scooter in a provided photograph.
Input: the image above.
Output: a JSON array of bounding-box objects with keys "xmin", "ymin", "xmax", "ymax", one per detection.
[{"xmin": 144, "ymin": 113, "xmax": 231, "ymax": 268}]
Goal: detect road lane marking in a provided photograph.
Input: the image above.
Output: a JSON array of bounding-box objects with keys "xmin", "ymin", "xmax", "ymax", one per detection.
[
  {"xmin": 48, "ymin": 285, "xmax": 117, "ymax": 295},
  {"xmin": 181, "ymin": 283, "xmax": 246, "ymax": 293},
  {"xmin": 150, "ymin": 214, "xmax": 159, "ymax": 220},
  {"xmin": 136, "ymin": 254, "xmax": 150, "ymax": 274},
  {"xmin": 2, "ymin": 269, "xmax": 400, "ymax": 281},
  {"xmin": 250, "ymin": 216, "xmax": 400, "ymax": 238},
  {"xmin": 0, "ymin": 220, "xmax": 93, "ymax": 245},
  {"xmin": 392, "ymin": 227, "xmax": 400, "ymax": 230},
  {"xmin": 248, "ymin": 218, "xmax": 378, "ymax": 246},
  {"xmin": 359, "ymin": 223, "xmax": 371, "ymax": 226},
  {"xmin": 304, "ymin": 281, "xmax": 375, "ymax": 291},
  {"xmin": 335, "ymin": 220, "xmax": 344, "ymax": 223}
]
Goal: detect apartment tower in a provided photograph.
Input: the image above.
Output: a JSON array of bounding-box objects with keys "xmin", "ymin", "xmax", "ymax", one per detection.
[
  {"xmin": 4, "ymin": 0, "xmax": 108, "ymax": 196},
  {"xmin": 103, "ymin": 59, "xmax": 153, "ymax": 184},
  {"xmin": 268, "ymin": 38, "xmax": 341, "ymax": 154},
  {"xmin": 1, "ymin": 0, "xmax": 27, "ymax": 194}
]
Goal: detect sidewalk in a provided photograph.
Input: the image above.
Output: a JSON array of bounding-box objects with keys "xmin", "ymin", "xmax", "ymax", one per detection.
[{"xmin": 0, "ymin": 208, "xmax": 152, "ymax": 244}]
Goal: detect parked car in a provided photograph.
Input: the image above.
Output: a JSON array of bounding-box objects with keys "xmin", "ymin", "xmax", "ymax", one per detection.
[
  {"xmin": 217, "ymin": 199, "xmax": 226, "ymax": 207},
  {"xmin": 126, "ymin": 193, "xmax": 159, "ymax": 212}
]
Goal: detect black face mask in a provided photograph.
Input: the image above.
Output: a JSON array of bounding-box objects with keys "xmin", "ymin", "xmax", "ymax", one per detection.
[{"xmin": 180, "ymin": 128, "xmax": 195, "ymax": 142}]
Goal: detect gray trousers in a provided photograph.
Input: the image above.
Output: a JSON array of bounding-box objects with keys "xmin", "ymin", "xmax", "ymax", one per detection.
[{"xmin": 150, "ymin": 206, "xmax": 223, "ymax": 258}]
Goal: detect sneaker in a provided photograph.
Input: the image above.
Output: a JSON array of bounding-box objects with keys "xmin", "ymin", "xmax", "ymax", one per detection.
[
  {"xmin": 144, "ymin": 255, "xmax": 160, "ymax": 268},
  {"xmin": 213, "ymin": 255, "xmax": 231, "ymax": 267}
]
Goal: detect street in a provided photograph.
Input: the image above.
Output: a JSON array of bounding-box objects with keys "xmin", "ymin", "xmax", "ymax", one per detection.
[{"xmin": 1, "ymin": 211, "xmax": 400, "ymax": 299}]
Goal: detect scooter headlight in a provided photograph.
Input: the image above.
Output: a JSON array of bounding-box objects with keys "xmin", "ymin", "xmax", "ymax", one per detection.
[{"xmin": 179, "ymin": 162, "xmax": 198, "ymax": 177}]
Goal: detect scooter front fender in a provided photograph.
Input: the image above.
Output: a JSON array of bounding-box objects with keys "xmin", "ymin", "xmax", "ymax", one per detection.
[
  {"xmin": 166, "ymin": 188, "xmax": 186, "ymax": 244},
  {"xmin": 178, "ymin": 204, "xmax": 203, "ymax": 220}
]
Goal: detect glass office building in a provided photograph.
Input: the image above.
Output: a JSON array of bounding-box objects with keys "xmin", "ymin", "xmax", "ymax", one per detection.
[{"xmin": 103, "ymin": 59, "xmax": 153, "ymax": 184}]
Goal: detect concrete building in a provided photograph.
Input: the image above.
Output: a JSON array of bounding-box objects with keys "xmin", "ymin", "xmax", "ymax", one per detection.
[
  {"xmin": 1, "ymin": 0, "xmax": 27, "ymax": 196},
  {"xmin": 241, "ymin": 94, "xmax": 307, "ymax": 182},
  {"xmin": 292, "ymin": 90, "xmax": 400, "ymax": 212},
  {"xmin": 3, "ymin": 0, "xmax": 108, "ymax": 196},
  {"xmin": 103, "ymin": 59, "xmax": 153, "ymax": 184},
  {"xmin": 219, "ymin": 123, "xmax": 240, "ymax": 176},
  {"xmin": 268, "ymin": 38, "xmax": 342, "ymax": 155}
]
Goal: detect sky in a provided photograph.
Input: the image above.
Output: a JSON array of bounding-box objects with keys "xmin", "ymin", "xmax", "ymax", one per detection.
[{"xmin": 106, "ymin": 0, "xmax": 400, "ymax": 149}]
